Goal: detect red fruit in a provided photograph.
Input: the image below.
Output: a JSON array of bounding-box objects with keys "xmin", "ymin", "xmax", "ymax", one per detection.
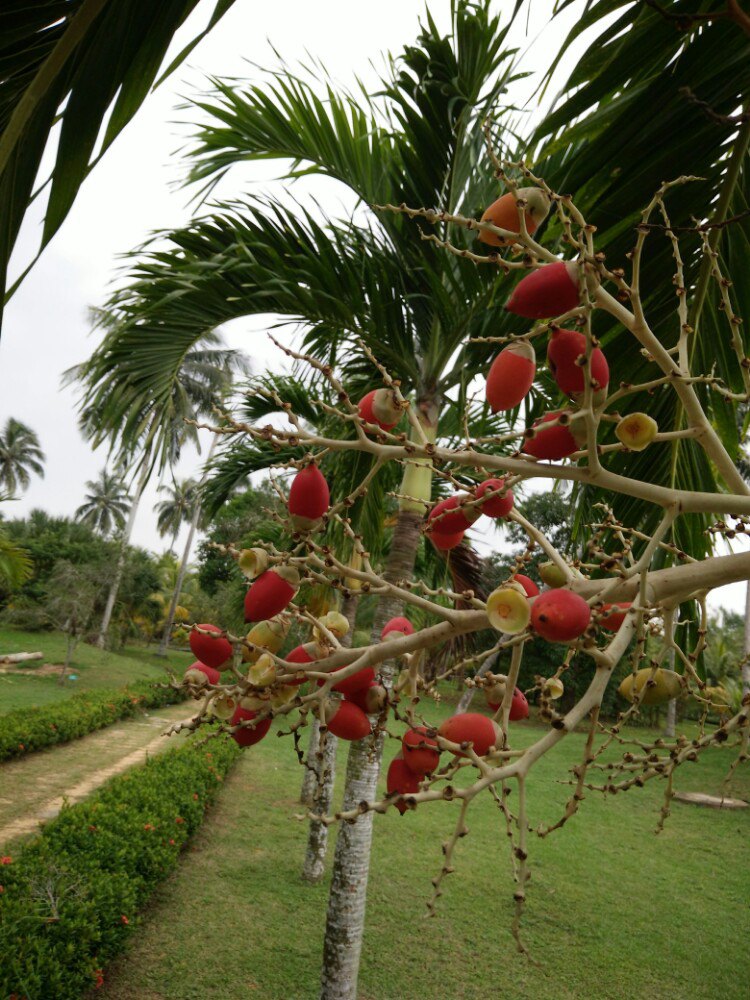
[
  {"xmin": 189, "ymin": 624, "xmax": 232, "ymax": 670},
  {"xmin": 509, "ymin": 687, "xmax": 529, "ymax": 721},
  {"xmin": 486, "ymin": 341, "xmax": 536, "ymax": 412},
  {"xmin": 345, "ymin": 681, "xmax": 387, "ymax": 715},
  {"xmin": 326, "ymin": 700, "xmax": 371, "ymax": 741},
  {"xmin": 318, "ymin": 665, "xmax": 375, "ymax": 697},
  {"xmin": 387, "ymin": 755, "xmax": 421, "ymax": 814},
  {"xmin": 427, "ymin": 494, "xmax": 478, "ymax": 534},
  {"xmin": 531, "ymin": 589, "xmax": 591, "ymax": 643},
  {"xmin": 244, "ymin": 567, "xmax": 299, "ymax": 622},
  {"xmin": 600, "ymin": 602, "xmax": 632, "ymax": 631},
  {"xmin": 358, "ymin": 388, "xmax": 401, "ymax": 432},
  {"xmin": 522, "ymin": 411, "xmax": 580, "ymax": 461},
  {"xmin": 402, "ymin": 726, "xmax": 440, "ymax": 776},
  {"xmin": 288, "ymin": 463, "xmax": 330, "ymax": 531},
  {"xmin": 478, "ymin": 187, "xmax": 550, "ymax": 248},
  {"xmin": 475, "ymin": 478, "xmax": 514, "ymax": 518},
  {"xmin": 438, "ymin": 713, "xmax": 501, "ymax": 757},
  {"xmin": 430, "ymin": 527, "xmax": 466, "ymax": 551},
  {"xmin": 184, "ymin": 661, "xmax": 221, "ymax": 686},
  {"xmin": 547, "ymin": 328, "xmax": 609, "ymax": 396},
  {"xmin": 381, "ymin": 617, "xmax": 414, "ymax": 640},
  {"xmin": 506, "ymin": 261, "xmax": 580, "ymax": 319},
  {"xmin": 512, "ymin": 574, "xmax": 539, "ymax": 598},
  {"xmin": 284, "ymin": 642, "xmax": 318, "ymax": 684},
  {"xmin": 230, "ymin": 707, "xmax": 272, "ymax": 747}
]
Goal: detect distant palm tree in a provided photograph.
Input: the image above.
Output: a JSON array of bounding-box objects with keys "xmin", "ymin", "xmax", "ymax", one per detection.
[
  {"xmin": 0, "ymin": 418, "xmax": 45, "ymax": 496},
  {"xmin": 75, "ymin": 469, "xmax": 131, "ymax": 536},
  {"xmin": 154, "ymin": 478, "xmax": 197, "ymax": 552}
]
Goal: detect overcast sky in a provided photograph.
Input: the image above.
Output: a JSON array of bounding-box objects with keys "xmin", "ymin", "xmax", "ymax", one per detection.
[{"xmin": 1, "ymin": 0, "xmax": 746, "ymax": 615}]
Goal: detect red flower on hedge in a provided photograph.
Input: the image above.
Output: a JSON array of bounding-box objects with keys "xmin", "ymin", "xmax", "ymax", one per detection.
[
  {"xmin": 92, "ymin": 968, "xmax": 104, "ymax": 988},
  {"xmin": 121, "ymin": 915, "xmax": 129, "ymax": 925},
  {"xmin": 169, "ymin": 838, "xmax": 176, "ymax": 846},
  {"xmin": 175, "ymin": 816, "xmax": 184, "ymax": 824},
  {"xmin": 143, "ymin": 823, "xmax": 154, "ymax": 831},
  {"xmin": 1, "ymin": 856, "xmax": 12, "ymax": 865},
  {"xmin": 193, "ymin": 793, "xmax": 199, "ymax": 801}
]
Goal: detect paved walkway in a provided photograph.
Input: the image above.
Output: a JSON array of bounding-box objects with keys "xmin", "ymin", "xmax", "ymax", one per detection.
[{"xmin": 0, "ymin": 703, "xmax": 193, "ymax": 848}]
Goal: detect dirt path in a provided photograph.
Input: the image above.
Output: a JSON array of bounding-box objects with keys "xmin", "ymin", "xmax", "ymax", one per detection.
[{"xmin": 0, "ymin": 703, "xmax": 193, "ymax": 848}]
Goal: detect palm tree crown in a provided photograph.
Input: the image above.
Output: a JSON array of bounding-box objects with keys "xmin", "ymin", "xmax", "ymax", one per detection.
[
  {"xmin": 75, "ymin": 469, "xmax": 131, "ymax": 536},
  {"xmin": 155, "ymin": 478, "xmax": 198, "ymax": 550},
  {"xmin": 0, "ymin": 418, "xmax": 45, "ymax": 496}
]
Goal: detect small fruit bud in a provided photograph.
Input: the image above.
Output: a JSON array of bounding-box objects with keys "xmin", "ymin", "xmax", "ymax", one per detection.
[{"xmin": 615, "ymin": 412, "xmax": 658, "ymax": 451}]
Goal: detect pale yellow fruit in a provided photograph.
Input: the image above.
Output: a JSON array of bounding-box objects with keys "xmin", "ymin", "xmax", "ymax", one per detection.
[
  {"xmin": 618, "ymin": 668, "xmax": 681, "ymax": 706},
  {"xmin": 238, "ymin": 547, "xmax": 269, "ymax": 579},
  {"xmin": 615, "ymin": 412, "xmax": 658, "ymax": 451},
  {"xmin": 314, "ymin": 610, "xmax": 350, "ymax": 643},
  {"xmin": 246, "ymin": 653, "xmax": 277, "ymax": 688},
  {"xmin": 242, "ymin": 617, "xmax": 289, "ymax": 663},
  {"xmin": 543, "ymin": 677, "xmax": 564, "ymax": 700},
  {"xmin": 486, "ymin": 584, "xmax": 530, "ymax": 634},
  {"xmin": 539, "ymin": 561, "xmax": 567, "ymax": 588},
  {"xmin": 210, "ymin": 693, "xmax": 238, "ymax": 720},
  {"xmin": 270, "ymin": 685, "xmax": 298, "ymax": 709},
  {"xmin": 240, "ymin": 693, "xmax": 269, "ymax": 712}
]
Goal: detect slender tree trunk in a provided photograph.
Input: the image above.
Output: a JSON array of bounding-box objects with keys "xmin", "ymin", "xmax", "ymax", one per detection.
[
  {"xmin": 157, "ymin": 434, "xmax": 218, "ymax": 657},
  {"xmin": 97, "ymin": 467, "xmax": 148, "ymax": 648},
  {"xmin": 59, "ymin": 633, "xmax": 75, "ymax": 685},
  {"xmin": 301, "ymin": 590, "xmax": 358, "ymax": 882},
  {"xmin": 743, "ymin": 580, "xmax": 750, "ymax": 697},
  {"xmin": 319, "ymin": 396, "xmax": 437, "ymax": 1000},
  {"xmin": 664, "ymin": 611, "xmax": 678, "ymax": 738},
  {"xmin": 454, "ymin": 649, "xmax": 501, "ymax": 715}
]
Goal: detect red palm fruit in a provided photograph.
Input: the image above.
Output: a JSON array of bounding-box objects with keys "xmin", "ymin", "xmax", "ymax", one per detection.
[
  {"xmin": 387, "ymin": 754, "xmax": 421, "ymax": 814},
  {"xmin": 547, "ymin": 328, "xmax": 609, "ymax": 396},
  {"xmin": 283, "ymin": 642, "xmax": 319, "ymax": 685},
  {"xmin": 522, "ymin": 411, "xmax": 581, "ymax": 461},
  {"xmin": 183, "ymin": 662, "xmax": 221, "ymax": 687},
  {"xmin": 381, "ymin": 617, "xmax": 414, "ymax": 641},
  {"xmin": 506, "ymin": 261, "xmax": 580, "ymax": 319},
  {"xmin": 402, "ymin": 726, "xmax": 440, "ymax": 776},
  {"xmin": 288, "ymin": 463, "xmax": 330, "ymax": 532},
  {"xmin": 244, "ymin": 567, "xmax": 300, "ymax": 622},
  {"xmin": 512, "ymin": 574, "xmax": 539, "ymax": 598},
  {"xmin": 509, "ymin": 687, "xmax": 529, "ymax": 721},
  {"xmin": 600, "ymin": 602, "xmax": 632, "ymax": 631},
  {"xmin": 438, "ymin": 713, "xmax": 501, "ymax": 757},
  {"xmin": 345, "ymin": 681, "xmax": 387, "ymax": 715},
  {"xmin": 189, "ymin": 624, "xmax": 232, "ymax": 670},
  {"xmin": 429, "ymin": 527, "xmax": 466, "ymax": 551},
  {"xmin": 531, "ymin": 589, "xmax": 591, "ymax": 643},
  {"xmin": 325, "ymin": 699, "xmax": 371, "ymax": 741},
  {"xmin": 427, "ymin": 494, "xmax": 479, "ymax": 535},
  {"xmin": 485, "ymin": 341, "xmax": 536, "ymax": 411},
  {"xmin": 478, "ymin": 187, "xmax": 551, "ymax": 247},
  {"xmin": 357, "ymin": 388, "xmax": 402, "ymax": 432},
  {"xmin": 318, "ymin": 665, "xmax": 376, "ymax": 697},
  {"xmin": 475, "ymin": 477, "xmax": 514, "ymax": 518},
  {"xmin": 229, "ymin": 706, "xmax": 272, "ymax": 747}
]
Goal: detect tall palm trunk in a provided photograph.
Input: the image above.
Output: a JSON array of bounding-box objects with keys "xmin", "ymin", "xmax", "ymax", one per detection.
[
  {"xmin": 319, "ymin": 396, "xmax": 438, "ymax": 1000},
  {"xmin": 96, "ymin": 466, "xmax": 148, "ymax": 648},
  {"xmin": 302, "ymin": 590, "xmax": 358, "ymax": 882},
  {"xmin": 157, "ymin": 434, "xmax": 218, "ymax": 657},
  {"xmin": 743, "ymin": 580, "xmax": 750, "ymax": 697}
]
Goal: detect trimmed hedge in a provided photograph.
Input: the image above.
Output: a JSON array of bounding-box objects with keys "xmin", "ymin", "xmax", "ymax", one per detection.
[
  {"xmin": 0, "ymin": 682, "xmax": 183, "ymax": 762},
  {"xmin": 0, "ymin": 735, "xmax": 239, "ymax": 998}
]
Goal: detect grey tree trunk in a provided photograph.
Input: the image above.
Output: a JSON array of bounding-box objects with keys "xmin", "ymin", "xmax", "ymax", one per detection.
[
  {"xmin": 96, "ymin": 467, "xmax": 148, "ymax": 648},
  {"xmin": 454, "ymin": 649, "xmax": 501, "ymax": 715},
  {"xmin": 301, "ymin": 592, "xmax": 359, "ymax": 880},
  {"xmin": 743, "ymin": 580, "xmax": 750, "ymax": 697},
  {"xmin": 157, "ymin": 434, "xmax": 218, "ymax": 657},
  {"xmin": 319, "ymin": 509, "xmax": 423, "ymax": 1000}
]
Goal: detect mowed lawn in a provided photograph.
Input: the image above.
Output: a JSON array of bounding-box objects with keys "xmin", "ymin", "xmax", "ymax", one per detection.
[
  {"xmin": 0, "ymin": 626, "xmax": 192, "ymax": 713},
  {"xmin": 100, "ymin": 696, "xmax": 750, "ymax": 1000}
]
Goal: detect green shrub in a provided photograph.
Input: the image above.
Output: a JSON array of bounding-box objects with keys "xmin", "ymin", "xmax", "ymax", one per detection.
[
  {"xmin": 0, "ymin": 735, "xmax": 239, "ymax": 998},
  {"xmin": 0, "ymin": 682, "xmax": 182, "ymax": 762}
]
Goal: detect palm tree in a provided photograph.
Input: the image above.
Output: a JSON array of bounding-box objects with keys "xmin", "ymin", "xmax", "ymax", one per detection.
[
  {"xmin": 155, "ymin": 478, "xmax": 197, "ymax": 552},
  {"xmin": 75, "ymin": 469, "xmax": 131, "ymax": 536},
  {"xmin": 0, "ymin": 419, "xmax": 45, "ymax": 496},
  {"xmin": 69, "ymin": 320, "xmax": 248, "ymax": 648},
  {"xmin": 0, "ymin": 0, "xmax": 238, "ymax": 328}
]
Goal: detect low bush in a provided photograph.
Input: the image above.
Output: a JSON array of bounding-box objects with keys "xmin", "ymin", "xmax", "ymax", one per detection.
[
  {"xmin": 0, "ymin": 682, "xmax": 182, "ymax": 762},
  {"xmin": 0, "ymin": 735, "xmax": 239, "ymax": 998}
]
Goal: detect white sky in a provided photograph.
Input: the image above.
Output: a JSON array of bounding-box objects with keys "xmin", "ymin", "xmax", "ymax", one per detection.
[{"xmin": 0, "ymin": 0, "xmax": 746, "ymax": 615}]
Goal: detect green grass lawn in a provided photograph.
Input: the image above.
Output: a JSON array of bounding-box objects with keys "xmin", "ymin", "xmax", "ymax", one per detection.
[
  {"xmin": 100, "ymin": 695, "xmax": 750, "ymax": 1000},
  {"xmin": 0, "ymin": 626, "xmax": 192, "ymax": 714}
]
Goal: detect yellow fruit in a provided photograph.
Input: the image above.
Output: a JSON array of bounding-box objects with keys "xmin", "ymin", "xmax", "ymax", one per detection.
[
  {"xmin": 539, "ymin": 561, "xmax": 567, "ymax": 588},
  {"xmin": 486, "ymin": 584, "xmax": 530, "ymax": 634},
  {"xmin": 618, "ymin": 668, "xmax": 681, "ymax": 705},
  {"xmin": 615, "ymin": 412, "xmax": 658, "ymax": 451},
  {"xmin": 314, "ymin": 611, "xmax": 350, "ymax": 643},
  {"xmin": 242, "ymin": 617, "xmax": 289, "ymax": 663},
  {"xmin": 238, "ymin": 547, "xmax": 269, "ymax": 579},
  {"xmin": 246, "ymin": 653, "xmax": 277, "ymax": 688},
  {"xmin": 240, "ymin": 693, "xmax": 269, "ymax": 712},
  {"xmin": 270, "ymin": 685, "xmax": 298, "ymax": 709},
  {"xmin": 210, "ymin": 693, "xmax": 238, "ymax": 720},
  {"xmin": 543, "ymin": 677, "xmax": 564, "ymax": 700}
]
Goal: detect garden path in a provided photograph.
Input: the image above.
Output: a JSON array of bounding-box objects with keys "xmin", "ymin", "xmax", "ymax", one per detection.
[{"xmin": 0, "ymin": 702, "xmax": 192, "ymax": 848}]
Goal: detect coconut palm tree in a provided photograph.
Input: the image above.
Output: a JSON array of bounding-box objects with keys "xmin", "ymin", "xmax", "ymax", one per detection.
[
  {"xmin": 155, "ymin": 478, "xmax": 197, "ymax": 552},
  {"xmin": 0, "ymin": 419, "xmax": 45, "ymax": 496},
  {"xmin": 75, "ymin": 469, "xmax": 131, "ymax": 536},
  {"xmin": 69, "ymin": 319, "xmax": 248, "ymax": 648}
]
